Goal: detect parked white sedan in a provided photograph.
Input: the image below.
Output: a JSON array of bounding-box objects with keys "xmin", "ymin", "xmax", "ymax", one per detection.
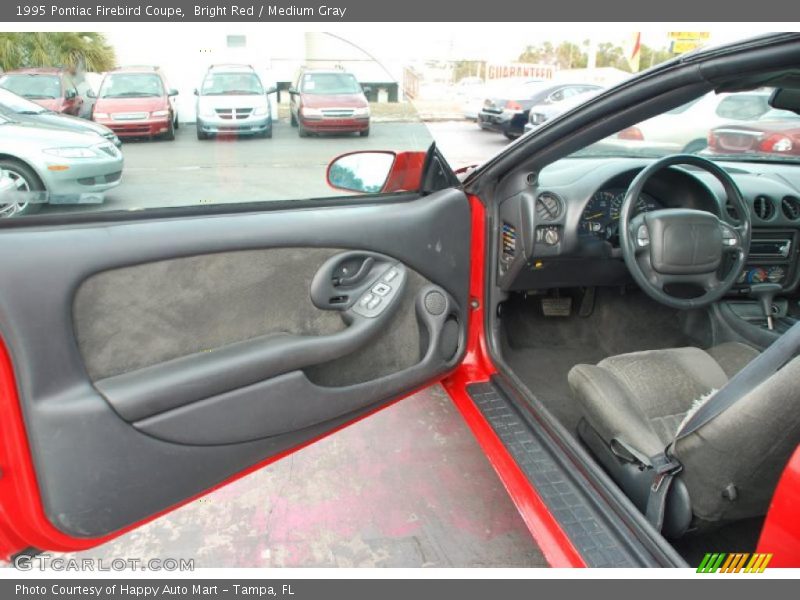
[
  {"xmin": 0, "ymin": 112, "xmax": 124, "ymax": 217},
  {"xmin": 588, "ymin": 90, "xmax": 773, "ymax": 156}
]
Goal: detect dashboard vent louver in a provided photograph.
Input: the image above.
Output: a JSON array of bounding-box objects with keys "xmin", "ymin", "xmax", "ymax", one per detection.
[
  {"xmin": 501, "ymin": 222, "xmax": 517, "ymax": 260},
  {"xmin": 781, "ymin": 196, "xmax": 800, "ymax": 221},
  {"xmin": 753, "ymin": 195, "xmax": 776, "ymax": 221}
]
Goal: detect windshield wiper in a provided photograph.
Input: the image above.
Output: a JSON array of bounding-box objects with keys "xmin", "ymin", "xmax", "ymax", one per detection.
[{"xmin": 23, "ymin": 94, "xmax": 56, "ymax": 99}]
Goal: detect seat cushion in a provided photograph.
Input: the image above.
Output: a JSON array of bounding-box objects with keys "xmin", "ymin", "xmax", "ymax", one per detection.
[{"xmin": 568, "ymin": 342, "xmax": 757, "ymax": 454}]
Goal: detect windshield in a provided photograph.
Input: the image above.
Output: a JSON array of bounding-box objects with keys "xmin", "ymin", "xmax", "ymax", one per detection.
[
  {"xmin": 201, "ymin": 72, "xmax": 264, "ymax": 95},
  {"xmin": 300, "ymin": 73, "xmax": 362, "ymax": 95},
  {"xmin": 571, "ymin": 89, "xmax": 800, "ymax": 163},
  {"xmin": 0, "ymin": 74, "xmax": 61, "ymax": 99},
  {"xmin": 99, "ymin": 73, "xmax": 165, "ymax": 98},
  {"xmin": 0, "ymin": 88, "xmax": 48, "ymax": 114}
]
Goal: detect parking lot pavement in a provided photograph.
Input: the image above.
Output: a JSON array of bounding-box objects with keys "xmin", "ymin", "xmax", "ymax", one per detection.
[
  {"xmin": 41, "ymin": 119, "xmax": 511, "ymax": 216},
  {"xmin": 60, "ymin": 385, "xmax": 545, "ymax": 568}
]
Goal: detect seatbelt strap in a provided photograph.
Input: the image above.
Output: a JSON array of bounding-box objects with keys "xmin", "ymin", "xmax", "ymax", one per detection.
[
  {"xmin": 644, "ymin": 450, "xmax": 682, "ymax": 531},
  {"xmin": 676, "ymin": 319, "xmax": 800, "ymax": 441}
]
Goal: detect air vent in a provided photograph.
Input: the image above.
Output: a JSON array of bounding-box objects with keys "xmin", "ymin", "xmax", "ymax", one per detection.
[
  {"xmin": 753, "ymin": 195, "xmax": 776, "ymax": 221},
  {"xmin": 501, "ymin": 222, "xmax": 517, "ymax": 261},
  {"xmin": 536, "ymin": 192, "xmax": 563, "ymax": 221},
  {"xmin": 781, "ymin": 196, "xmax": 800, "ymax": 221}
]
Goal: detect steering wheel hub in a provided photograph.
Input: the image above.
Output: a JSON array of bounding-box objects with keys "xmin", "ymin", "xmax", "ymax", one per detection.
[{"xmin": 647, "ymin": 209, "xmax": 723, "ymax": 275}]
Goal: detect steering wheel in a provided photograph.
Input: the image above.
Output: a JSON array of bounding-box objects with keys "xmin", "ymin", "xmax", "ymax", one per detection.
[{"xmin": 619, "ymin": 154, "xmax": 751, "ymax": 310}]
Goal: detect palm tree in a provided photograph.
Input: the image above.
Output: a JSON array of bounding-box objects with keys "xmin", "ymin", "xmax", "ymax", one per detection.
[{"xmin": 0, "ymin": 32, "xmax": 115, "ymax": 72}]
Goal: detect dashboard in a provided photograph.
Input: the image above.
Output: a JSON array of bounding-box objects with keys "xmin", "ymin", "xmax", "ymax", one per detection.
[{"xmin": 497, "ymin": 157, "xmax": 800, "ymax": 295}]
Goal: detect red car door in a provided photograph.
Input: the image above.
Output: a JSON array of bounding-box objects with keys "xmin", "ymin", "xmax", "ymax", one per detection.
[{"xmin": 0, "ymin": 152, "xmax": 474, "ymax": 559}]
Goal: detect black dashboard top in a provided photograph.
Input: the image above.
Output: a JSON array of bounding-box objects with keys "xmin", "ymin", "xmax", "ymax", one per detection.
[{"xmin": 496, "ymin": 157, "xmax": 800, "ymax": 293}]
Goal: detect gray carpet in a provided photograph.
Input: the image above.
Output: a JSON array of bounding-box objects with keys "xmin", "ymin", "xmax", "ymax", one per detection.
[{"xmin": 501, "ymin": 287, "xmax": 706, "ymax": 433}]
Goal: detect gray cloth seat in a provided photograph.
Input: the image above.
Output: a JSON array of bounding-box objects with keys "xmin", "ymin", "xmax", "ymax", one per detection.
[{"xmin": 568, "ymin": 341, "xmax": 800, "ymax": 533}]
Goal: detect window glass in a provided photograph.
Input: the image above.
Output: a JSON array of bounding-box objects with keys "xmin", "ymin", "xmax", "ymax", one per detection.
[
  {"xmin": 0, "ymin": 32, "xmax": 434, "ymax": 220},
  {"xmin": 714, "ymin": 94, "xmax": 770, "ymax": 120},
  {"xmin": 300, "ymin": 73, "xmax": 362, "ymax": 95},
  {"xmin": 201, "ymin": 73, "xmax": 264, "ymax": 95},
  {"xmin": 572, "ymin": 88, "xmax": 800, "ymax": 162},
  {"xmin": 0, "ymin": 88, "xmax": 47, "ymax": 113},
  {"xmin": 99, "ymin": 73, "xmax": 165, "ymax": 98},
  {"xmin": 226, "ymin": 35, "xmax": 247, "ymax": 48},
  {"xmin": 0, "ymin": 74, "xmax": 62, "ymax": 99}
]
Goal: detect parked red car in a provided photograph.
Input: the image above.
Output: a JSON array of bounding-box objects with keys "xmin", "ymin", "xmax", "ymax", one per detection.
[
  {"xmin": 289, "ymin": 69, "xmax": 370, "ymax": 137},
  {"xmin": 707, "ymin": 109, "xmax": 800, "ymax": 156},
  {"xmin": 0, "ymin": 67, "xmax": 83, "ymax": 116},
  {"xmin": 91, "ymin": 66, "xmax": 179, "ymax": 140}
]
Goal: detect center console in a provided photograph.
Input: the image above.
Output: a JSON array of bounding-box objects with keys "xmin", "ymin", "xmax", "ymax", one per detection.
[
  {"xmin": 718, "ymin": 229, "xmax": 800, "ymax": 348},
  {"xmin": 733, "ymin": 230, "xmax": 799, "ymax": 290}
]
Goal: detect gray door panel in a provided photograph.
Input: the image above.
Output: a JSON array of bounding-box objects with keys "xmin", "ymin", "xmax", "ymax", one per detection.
[{"xmin": 0, "ymin": 189, "xmax": 470, "ymax": 538}]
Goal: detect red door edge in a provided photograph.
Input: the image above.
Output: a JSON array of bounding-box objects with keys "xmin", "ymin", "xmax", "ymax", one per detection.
[
  {"xmin": 441, "ymin": 195, "xmax": 586, "ymax": 568},
  {"xmin": 0, "ymin": 334, "xmax": 431, "ymax": 560},
  {"xmin": 756, "ymin": 445, "xmax": 800, "ymax": 566}
]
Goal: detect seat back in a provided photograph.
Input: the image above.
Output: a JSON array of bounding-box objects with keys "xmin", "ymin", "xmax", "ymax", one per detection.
[{"xmin": 674, "ymin": 356, "xmax": 800, "ymax": 524}]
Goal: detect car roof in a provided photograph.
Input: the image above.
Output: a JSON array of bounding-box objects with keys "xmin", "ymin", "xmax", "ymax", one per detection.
[
  {"xmin": 207, "ymin": 64, "xmax": 255, "ymax": 73},
  {"xmin": 5, "ymin": 68, "xmax": 65, "ymax": 75},
  {"xmin": 111, "ymin": 65, "xmax": 162, "ymax": 74},
  {"xmin": 301, "ymin": 69, "xmax": 356, "ymax": 76}
]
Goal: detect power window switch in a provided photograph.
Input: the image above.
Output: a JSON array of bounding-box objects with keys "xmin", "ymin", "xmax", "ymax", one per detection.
[
  {"xmin": 383, "ymin": 268, "xmax": 399, "ymax": 283},
  {"xmin": 359, "ymin": 293, "xmax": 374, "ymax": 307},
  {"xmin": 372, "ymin": 282, "xmax": 391, "ymax": 297},
  {"xmin": 367, "ymin": 297, "xmax": 381, "ymax": 310}
]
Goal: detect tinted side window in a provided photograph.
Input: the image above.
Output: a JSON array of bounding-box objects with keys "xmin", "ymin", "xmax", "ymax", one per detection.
[{"xmin": 715, "ymin": 95, "xmax": 769, "ymax": 120}]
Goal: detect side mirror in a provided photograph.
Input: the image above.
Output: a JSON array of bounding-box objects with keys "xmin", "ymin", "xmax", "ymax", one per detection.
[
  {"xmin": 86, "ymin": 89, "xmax": 96, "ymax": 99},
  {"xmin": 769, "ymin": 88, "xmax": 800, "ymax": 115},
  {"xmin": 362, "ymin": 85, "xmax": 373, "ymax": 94},
  {"xmin": 265, "ymin": 85, "xmax": 278, "ymax": 94},
  {"xmin": 326, "ymin": 151, "xmax": 427, "ymax": 194},
  {"xmin": 65, "ymin": 89, "xmax": 77, "ymax": 99},
  {"xmin": 168, "ymin": 88, "xmax": 179, "ymax": 97},
  {"xmin": 288, "ymin": 86, "xmax": 298, "ymax": 95},
  {"xmin": 193, "ymin": 88, "xmax": 199, "ymax": 96}
]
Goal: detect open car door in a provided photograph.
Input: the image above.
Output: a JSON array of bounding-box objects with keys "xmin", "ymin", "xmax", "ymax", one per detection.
[{"xmin": 0, "ymin": 149, "xmax": 472, "ymax": 558}]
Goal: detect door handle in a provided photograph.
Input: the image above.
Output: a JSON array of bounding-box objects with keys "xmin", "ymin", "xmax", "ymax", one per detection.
[
  {"xmin": 334, "ymin": 256, "xmax": 374, "ymax": 287},
  {"xmin": 311, "ymin": 251, "xmax": 398, "ymax": 311}
]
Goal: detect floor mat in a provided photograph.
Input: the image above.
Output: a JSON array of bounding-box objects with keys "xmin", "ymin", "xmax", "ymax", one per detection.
[{"xmin": 501, "ymin": 287, "xmax": 703, "ymax": 433}]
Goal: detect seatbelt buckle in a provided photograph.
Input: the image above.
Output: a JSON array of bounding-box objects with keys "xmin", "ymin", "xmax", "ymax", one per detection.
[{"xmin": 649, "ymin": 454, "xmax": 682, "ymax": 493}]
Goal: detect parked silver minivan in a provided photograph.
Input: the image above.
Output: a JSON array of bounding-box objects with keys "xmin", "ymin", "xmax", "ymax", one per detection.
[{"xmin": 194, "ymin": 64, "xmax": 276, "ymax": 140}]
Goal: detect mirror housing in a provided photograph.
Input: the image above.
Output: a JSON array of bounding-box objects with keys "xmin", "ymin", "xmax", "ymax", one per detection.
[
  {"xmin": 288, "ymin": 86, "xmax": 298, "ymax": 95},
  {"xmin": 168, "ymin": 88, "xmax": 179, "ymax": 97},
  {"xmin": 769, "ymin": 88, "xmax": 800, "ymax": 115},
  {"xmin": 265, "ymin": 85, "xmax": 278, "ymax": 94},
  {"xmin": 193, "ymin": 88, "xmax": 199, "ymax": 96},
  {"xmin": 86, "ymin": 89, "xmax": 96, "ymax": 99},
  {"xmin": 326, "ymin": 150, "xmax": 427, "ymax": 194}
]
